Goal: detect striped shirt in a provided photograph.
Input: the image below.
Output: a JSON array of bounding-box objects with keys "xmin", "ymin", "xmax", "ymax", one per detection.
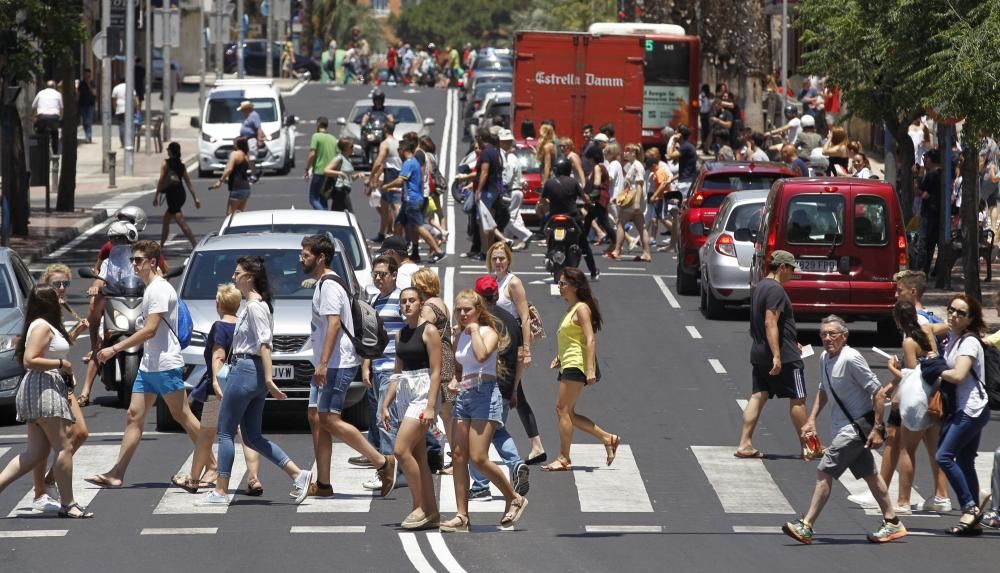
[{"xmin": 370, "ymin": 288, "xmax": 403, "ymax": 372}]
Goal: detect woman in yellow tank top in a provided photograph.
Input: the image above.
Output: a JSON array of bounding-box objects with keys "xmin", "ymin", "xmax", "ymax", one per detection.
[{"xmin": 541, "ymin": 267, "xmax": 620, "ymax": 472}]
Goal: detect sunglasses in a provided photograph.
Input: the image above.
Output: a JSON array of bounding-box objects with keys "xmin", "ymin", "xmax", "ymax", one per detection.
[
  {"xmin": 51, "ymin": 280, "xmax": 71, "ymax": 288},
  {"xmin": 946, "ymin": 306, "xmax": 970, "ymax": 318},
  {"xmin": 819, "ymin": 331, "xmax": 844, "ymax": 339},
  {"xmin": 372, "ymin": 271, "xmax": 391, "ymax": 279},
  {"xmin": 129, "ymin": 256, "xmax": 148, "ymax": 265}
]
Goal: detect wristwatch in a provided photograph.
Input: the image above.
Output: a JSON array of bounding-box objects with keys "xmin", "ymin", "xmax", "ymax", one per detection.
[{"xmin": 873, "ymin": 423, "xmax": 886, "ymax": 432}]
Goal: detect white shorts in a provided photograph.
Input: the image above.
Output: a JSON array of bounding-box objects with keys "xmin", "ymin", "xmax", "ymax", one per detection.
[
  {"xmin": 201, "ymin": 395, "xmax": 221, "ymax": 428},
  {"xmin": 247, "ymin": 138, "xmax": 258, "ymax": 160},
  {"xmin": 393, "ymin": 369, "xmax": 434, "ymax": 420}
]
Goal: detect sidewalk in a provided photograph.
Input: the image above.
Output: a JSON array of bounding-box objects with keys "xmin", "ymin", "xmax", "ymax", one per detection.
[{"xmin": 17, "ymin": 77, "xmax": 305, "ymax": 264}]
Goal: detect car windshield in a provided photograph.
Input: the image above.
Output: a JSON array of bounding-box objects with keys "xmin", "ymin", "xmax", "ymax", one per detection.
[
  {"xmin": 223, "ymin": 224, "xmax": 365, "ymax": 270},
  {"xmin": 514, "ymin": 146, "xmax": 540, "ymax": 173},
  {"xmin": 181, "ymin": 249, "xmax": 351, "ymax": 300},
  {"xmin": 0, "ymin": 264, "xmax": 16, "ymax": 309},
  {"xmin": 206, "ymin": 97, "xmax": 278, "ymax": 124},
  {"xmin": 701, "ymin": 173, "xmax": 782, "ymax": 192},
  {"xmin": 725, "ymin": 203, "xmax": 765, "ymax": 233},
  {"xmin": 488, "ymin": 103, "xmax": 511, "ymax": 118},
  {"xmin": 474, "ymin": 83, "xmax": 509, "ymax": 100},
  {"xmin": 349, "ymin": 105, "xmax": 418, "ymax": 124},
  {"xmin": 475, "ymin": 58, "xmax": 512, "ymax": 72},
  {"xmin": 786, "ymin": 194, "xmax": 845, "ymax": 245}
]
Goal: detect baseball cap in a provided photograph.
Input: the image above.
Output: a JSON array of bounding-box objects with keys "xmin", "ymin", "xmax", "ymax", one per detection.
[
  {"xmin": 498, "ymin": 129, "xmax": 514, "ymax": 142},
  {"xmin": 800, "ymin": 114, "xmax": 815, "ymax": 127},
  {"xmin": 474, "ymin": 275, "xmax": 499, "ymax": 297},
  {"xmin": 593, "ymin": 133, "xmax": 609, "ymax": 143},
  {"xmin": 378, "ymin": 236, "xmax": 408, "ymax": 254},
  {"xmin": 771, "ymin": 250, "xmax": 800, "ymax": 269}
]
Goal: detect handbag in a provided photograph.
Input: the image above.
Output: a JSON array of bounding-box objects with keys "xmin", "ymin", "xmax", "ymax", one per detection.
[
  {"xmin": 527, "ymin": 302, "xmax": 545, "ymax": 342},
  {"xmin": 616, "ymin": 184, "xmax": 638, "ymax": 209}
]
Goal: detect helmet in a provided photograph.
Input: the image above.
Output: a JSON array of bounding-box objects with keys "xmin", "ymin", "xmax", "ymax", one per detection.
[
  {"xmin": 107, "ymin": 221, "xmax": 139, "ymax": 243},
  {"xmin": 116, "ymin": 206, "xmax": 147, "ymax": 232},
  {"xmin": 800, "ymin": 114, "xmax": 816, "ymax": 128},
  {"xmin": 553, "ymin": 158, "xmax": 572, "ymax": 177},
  {"xmin": 371, "ymin": 88, "xmax": 385, "ymax": 109},
  {"xmin": 783, "ymin": 104, "xmax": 798, "ymax": 120},
  {"xmin": 428, "ymin": 43, "xmax": 436, "ymax": 50}
]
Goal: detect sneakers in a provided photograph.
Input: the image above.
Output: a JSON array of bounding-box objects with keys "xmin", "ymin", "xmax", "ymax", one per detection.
[
  {"xmin": 867, "ymin": 520, "xmax": 908, "ymax": 543},
  {"xmin": 195, "ymin": 490, "xmax": 229, "ymax": 506},
  {"xmin": 468, "ymin": 488, "xmax": 491, "ymax": 500},
  {"xmin": 981, "ymin": 510, "xmax": 1000, "ymax": 529},
  {"xmin": 377, "ymin": 456, "xmax": 397, "ymax": 497},
  {"xmin": 781, "ymin": 519, "xmax": 814, "ymax": 545},
  {"xmin": 362, "ymin": 475, "xmax": 383, "ymax": 491},
  {"xmin": 348, "ymin": 455, "xmax": 374, "ymax": 468},
  {"xmin": 512, "ymin": 463, "xmax": 530, "ymax": 496},
  {"xmin": 893, "ymin": 504, "xmax": 912, "ymax": 515},
  {"xmin": 428, "ymin": 252, "xmax": 448, "ymax": 264},
  {"xmin": 847, "ymin": 491, "xmax": 878, "ymax": 509},
  {"xmin": 291, "ymin": 470, "xmax": 312, "ymax": 505},
  {"xmin": 32, "ymin": 494, "xmax": 61, "ymax": 513},
  {"xmin": 921, "ymin": 496, "xmax": 952, "ymax": 513},
  {"xmin": 590, "ymin": 270, "xmax": 601, "ymax": 282}
]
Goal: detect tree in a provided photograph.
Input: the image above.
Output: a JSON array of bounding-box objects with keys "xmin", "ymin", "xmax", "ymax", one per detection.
[
  {"xmin": 512, "ymin": 0, "xmax": 616, "ymax": 32},
  {"xmin": 312, "ymin": 0, "xmax": 384, "ymax": 53},
  {"xmin": 393, "ymin": 0, "xmax": 527, "ymax": 48}
]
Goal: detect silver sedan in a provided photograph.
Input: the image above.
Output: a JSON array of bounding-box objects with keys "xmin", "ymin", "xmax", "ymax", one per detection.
[
  {"xmin": 336, "ymin": 98, "xmax": 435, "ymax": 168},
  {"xmin": 699, "ymin": 190, "xmax": 769, "ymax": 319}
]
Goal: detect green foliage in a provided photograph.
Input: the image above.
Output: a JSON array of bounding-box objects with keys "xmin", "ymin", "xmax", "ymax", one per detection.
[
  {"xmin": 0, "ymin": 0, "xmax": 86, "ymax": 83},
  {"xmin": 512, "ymin": 0, "xmax": 617, "ymax": 33},
  {"xmin": 392, "ymin": 0, "xmax": 528, "ymax": 48},
  {"xmin": 312, "ymin": 0, "xmax": 384, "ymax": 52}
]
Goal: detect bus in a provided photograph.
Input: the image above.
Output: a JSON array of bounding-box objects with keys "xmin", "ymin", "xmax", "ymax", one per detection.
[{"xmin": 588, "ymin": 22, "xmax": 700, "ymax": 148}]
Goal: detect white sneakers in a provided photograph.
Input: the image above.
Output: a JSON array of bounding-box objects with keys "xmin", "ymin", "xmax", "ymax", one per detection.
[
  {"xmin": 195, "ymin": 490, "xmax": 229, "ymax": 506},
  {"xmin": 362, "ymin": 476, "xmax": 383, "ymax": 491},
  {"xmin": 921, "ymin": 496, "xmax": 953, "ymax": 513},
  {"xmin": 292, "ymin": 470, "xmax": 312, "ymax": 505},
  {"xmin": 32, "ymin": 494, "xmax": 61, "ymax": 513}
]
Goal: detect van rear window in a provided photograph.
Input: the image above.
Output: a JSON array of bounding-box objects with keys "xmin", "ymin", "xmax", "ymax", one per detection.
[
  {"xmin": 701, "ymin": 174, "xmax": 781, "ymax": 192},
  {"xmin": 785, "ymin": 194, "xmax": 845, "ymax": 245},
  {"xmin": 854, "ymin": 195, "xmax": 889, "ymax": 246}
]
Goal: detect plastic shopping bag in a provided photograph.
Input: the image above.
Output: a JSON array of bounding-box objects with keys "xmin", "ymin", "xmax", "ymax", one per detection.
[
  {"xmin": 478, "ymin": 200, "xmax": 496, "ymax": 232},
  {"xmin": 898, "ymin": 365, "xmax": 932, "ymax": 431},
  {"xmin": 368, "ymin": 188, "xmax": 382, "ymax": 209}
]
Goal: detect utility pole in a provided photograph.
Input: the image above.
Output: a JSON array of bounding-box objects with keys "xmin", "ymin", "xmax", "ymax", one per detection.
[
  {"xmin": 781, "ymin": 0, "xmax": 788, "ymax": 111},
  {"xmin": 125, "ymin": 0, "xmax": 135, "ymax": 176},
  {"xmin": 215, "ymin": 5, "xmax": 224, "ymax": 80},
  {"xmin": 199, "ymin": 1, "xmax": 207, "ymax": 116},
  {"xmin": 266, "ymin": 0, "xmax": 273, "ymax": 78},
  {"xmin": 101, "ymin": 0, "xmax": 112, "ymax": 172},
  {"xmin": 144, "ymin": 0, "xmax": 152, "ymax": 154},
  {"xmin": 237, "ymin": 0, "xmax": 244, "ymax": 79},
  {"xmin": 163, "ymin": 7, "xmax": 175, "ymax": 141}
]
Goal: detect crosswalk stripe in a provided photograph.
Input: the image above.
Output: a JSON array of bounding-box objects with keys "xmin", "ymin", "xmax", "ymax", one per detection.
[
  {"xmin": 7, "ymin": 444, "xmax": 119, "ymax": 518},
  {"xmin": 0, "ymin": 530, "xmax": 68, "ymax": 538},
  {"xmin": 835, "ymin": 450, "xmax": 926, "ymax": 515},
  {"xmin": 438, "ymin": 445, "xmax": 509, "ymax": 514},
  {"xmin": 691, "ymin": 445, "xmax": 794, "ymax": 514},
  {"xmin": 0, "ymin": 447, "xmax": 9, "ymax": 461},
  {"xmin": 297, "ymin": 443, "xmax": 374, "ymax": 513},
  {"xmin": 140, "ymin": 527, "xmax": 218, "ymax": 535},
  {"xmin": 584, "ymin": 525, "xmax": 663, "ymax": 533},
  {"xmin": 153, "ymin": 446, "xmax": 247, "ymax": 514},
  {"xmin": 573, "ymin": 444, "xmax": 653, "ymax": 513},
  {"xmin": 399, "ymin": 532, "xmax": 438, "ymax": 573},
  {"xmin": 732, "ymin": 525, "xmax": 782, "ymax": 534}
]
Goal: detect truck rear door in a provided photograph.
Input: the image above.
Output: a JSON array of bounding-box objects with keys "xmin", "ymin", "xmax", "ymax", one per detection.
[{"xmin": 578, "ymin": 34, "xmax": 645, "ymax": 148}]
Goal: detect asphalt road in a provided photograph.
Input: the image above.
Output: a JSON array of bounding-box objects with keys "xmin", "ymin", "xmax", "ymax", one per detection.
[{"xmin": 2, "ymin": 82, "xmax": 1000, "ymax": 572}]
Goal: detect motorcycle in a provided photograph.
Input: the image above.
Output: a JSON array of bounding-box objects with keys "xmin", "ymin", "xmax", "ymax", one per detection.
[
  {"xmin": 361, "ymin": 115, "xmax": 386, "ymax": 169},
  {"xmin": 544, "ymin": 213, "xmax": 583, "ymax": 283}
]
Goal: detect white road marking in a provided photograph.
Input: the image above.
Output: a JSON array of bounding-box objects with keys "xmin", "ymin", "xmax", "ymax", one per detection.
[
  {"xmin": 686, "ymin": 326, "xmax": 702, "ymax": 339},
  {"xmin": 584, "ymin": 525, "xmax": 663, "ymax": 533},
  {"xmin": 286, "ymin": 79, "xmax": 307, "ymax": 97},
  {"xmin": 834, "ymin": 450, "xmax": 927, "ymax": 516},
  {"xmin": 460, "ymin": 265, "xmax": 486, "ymax": 269},
  {"xmin": 572, "ymin": 444, "xmax": 653, "ymax": 513},
  {"xmin": 732, "ymin": 525, "xmax": 782, "ymax": 534},
  {"xmin": 530, "ymin": 253, "xmax": 545, "ymax": 257},
  {"xmin": 399, "ymin": 532, "xmax": 438, "ymax": 573},
  {"xmin": 444, "ymin": 267, "xmax": 455, "ymax": 313},
  {"xmin": 297, "ymin": 443, "xmax": 375, "ymax": 513},
  {"xmin": 290, "ymin": 526, "xmax": 367, "ymax": 533},
  {"xmin": 0, "ymin": 431, "xmax": 169, "ymax": 440},
  {"xmin": 0, "ymin": 447, "xmax": 9, "ymax": 459},
  {"xmin": 652, "ymin": 276, "xmax": 680, "ymax": 309},
  {"xmin": 0, "ymin": 530, "xmax": 68, "ymax": 538},
  {"xmin": 140, "ymin": 527, "xmax": 218, "ymax": 535},
  {"xmin": 427, "ymin": 532, "xmax": 469, "ymax": 573},
  {"xmin": 446, "ymin": 89, "xmax": 459, "ymax": 255},
  {"xmin": 47, "ymin": 190, "xmax": 152, "ymax": 258},
  {"xmin": 708, "ymin": 359, "xmax": 727, "ymax": 374},
  {"xmin": 153, "ymin": 445, "xmax": 247, "ymax": 514},
  {"xmin": 607, "ymin": 267, "xmax": 647, "ymax": 271},
  {"xmin": 976, "ymin": 452, "xmax": 993, "ymax": 497},
  {"xmin": 691, "ymin": 445, "xmax": 794, "ymax": 514},
  {"xmin": 8, "ymin": 444, "xmax": 119, "ymax": 517},
  {"xmin": 736, "ymin": 399, "xmax": 748, "ymax": 411}
]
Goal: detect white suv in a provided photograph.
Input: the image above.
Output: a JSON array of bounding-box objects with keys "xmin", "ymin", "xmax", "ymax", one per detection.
[{"xmin": 193, "ymin": 80, "xmax": 297, "ymax": 177}]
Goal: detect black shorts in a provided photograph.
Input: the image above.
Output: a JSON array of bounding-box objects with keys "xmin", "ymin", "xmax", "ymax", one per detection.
[
  {"xmin": 751, "ymin": 361, "xmax": 806, "ymax": 399},
  {"xmin": 558, "ymin": 365, "xmax": 601, "ymax": 384},
  {"xmin": 887, "ymin": 406, "xmax": 901, "ymax": 428},
  {"xmin": 986, "ymin": 190, "xmax": 999, "ymax": 208}
]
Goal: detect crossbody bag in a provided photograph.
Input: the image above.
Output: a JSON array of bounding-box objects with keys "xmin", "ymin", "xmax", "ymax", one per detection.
[{"xmin": 822, "ymin": 355, "xmax": 880, "ymax": 439}]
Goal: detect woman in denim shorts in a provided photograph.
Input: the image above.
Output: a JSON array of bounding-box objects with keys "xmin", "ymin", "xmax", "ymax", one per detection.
[{"xmin": 440, "ymin": 290, "xmax": 528, "ymax": 533}]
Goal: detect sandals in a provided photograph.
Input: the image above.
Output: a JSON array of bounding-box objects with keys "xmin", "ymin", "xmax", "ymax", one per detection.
[
  {"xmin": 540, "ymin": 457, "xmax": 573, "ymax": 472},
  {"xmin": 947, "ymin": 507, "xmax": 985, "ymax": 536},
  {"xmin": 500, "ymin": 496, "xmax": 529, "ymax": 528},
  {"xmin": 605, "ymin": 435, "xmax": 621, "ymax": 466},
  {"xmin": 76, "ymin": 393, "xmax": 90, "ymax": 407},
  {"xmin": 84, "ymin": 474, "xmax": 122, "ymax": 489},
  {"xmin": 246, "ymin": 477, "xmax": 264, "ymax": 497},
  {"xmin": 59, "ymin": 502, "xmax": 94, "ymax": 519},
  {"xmin": 439, "ymin": 514, "xmax": 471, "ymax": 533},
  {"xmin": 171, "ymin": 474, "xmax": 198, "ymax": 493}
]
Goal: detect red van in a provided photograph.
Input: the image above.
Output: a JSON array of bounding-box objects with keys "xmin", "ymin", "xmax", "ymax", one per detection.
[{"xmin": 744, "ymin": 178, "xmax": 907, "ymax": 337}]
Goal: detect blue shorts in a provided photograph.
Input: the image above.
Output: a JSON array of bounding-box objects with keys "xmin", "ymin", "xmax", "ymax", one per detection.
[
  {"xmin": 479, "ymin": 190, "xmax": 498, "ymax": 209},
  {"xmin": 133, "ymin": 368, "xmax": 186, "ymax": 396},
  {"xmin": 382, "ymin": 190, "xmax": 402, "ymax": 205},
  {"xmin": 452, "ymin": 380, "xmax": 504, "ymax": 426},
  {"xmin": 309, "ymin": 365, "xmax": 358, "ymax": 414},
  {"xmin": 396, "ymin": 201, "xmax": 425, "ymax": 228}
]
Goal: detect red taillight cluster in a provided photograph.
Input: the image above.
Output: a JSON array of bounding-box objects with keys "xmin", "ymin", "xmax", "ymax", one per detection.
[
  {"xmin": 898, "ymin": 233, "xmax": 907, "ymax": 269},
  {"xmin": 715, "ymin": 234, "xmax": 736, "ymax": 257},
  {"xmin": 690, "ymin": 192, "xmax": 705, "ymax": 207}
]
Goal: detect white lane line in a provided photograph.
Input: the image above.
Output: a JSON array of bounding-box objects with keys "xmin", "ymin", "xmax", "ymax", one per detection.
[
  {"xmin": 533, "ymin": 266, "xmax": 546, "ymax": 270},
  {"xmin": 286, "ymin": 79, "xmax": 307, "ymax": 97},
  {"xmin": 573, "ymin": 445, "xmax": 653, "ymax": 513},
  {"xmin": 8, "ymin": 444, "xmax": 119, "ymax": 517},
  {"xmin": 291, "ymin": 526, "xmax": 367, "ymax": 533},
  {"xmin": 441, "ymin": 86, "xmax": 453, "ymax": 255},
  {"xmin": 686, "ymin": 325, "xmax": 702, "ymax": 339},
  {"xmin": 608, "ymin": 267, "xmax": 647, "ymax": 271},
  {"xmin": 691, "ymin": 445, "xmax": 795, "ymax": 514},
  {"xmin": 297, "ymin": 443, "xmax": 375, "ymax": 513},
  {"xmin": 530, "ymin": 253, "xmax": 544, "ymax": 257},
  {"xmin": 732, "ymin": 525, "xmax": 782, "ymax": 534},
  {"xmin": 140, "ymin": 527, "xmax": 218, "ymax": 535},
  {"xmin": 0, "ymin": 431, "xmax": 169, "ymax": 440},
  {"xmin": 460, "ymin": 265, "xmax": 486, "ymax": 269},
  {"xmin": 153, "ymin": 446, "xmax": 247, "ymax": 514},
  {"xmin": 585, "ymin": 525, "xmax": 663, "ymax": 533},
  {"xmin": 834, "ymin": 450, "xmax": 927, "ymax": 516},
  {"xmin": 47, "ymin": 190, "xmax": 152, "ymax": 258},
  {"xmin": 427, "ymin": 532, "xmax": 469, "ymax": 573},
  {"xmin": 652, "ymin": 276, "xmax": 680, "ymax": 309},
  {"xmin": 708, "ymin": 359, "xmax": 727, "ymax": 374},
  {"xmin": 446, "ymin": 89, "xmax": 459, "ymax": 255},
  {"xmin": 736, "ymin": 399, "xmax": 748, "ymax": 411},
  {"xmin": 0, "ymin": 530, "xmax": 68, "ymax": 538},
  {"xmin": 976, "ymin": 452, "xmax": 992, "ymax": 496},
  {"xmin": 444, "ymin": 267, "xmax": 455, "ymax": 314},
  {"xmin": 0, "ymin": 447, "xmax": 9, "ymax": 459},
  {"xmin": 399, "ymin": 532, "xmax": 438, "ymax": 573}
]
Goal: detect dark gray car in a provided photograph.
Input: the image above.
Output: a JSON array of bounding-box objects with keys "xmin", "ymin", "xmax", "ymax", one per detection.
[{"xmin": 0, "ymin": 249, "xmax": 37, "ymax": 419}]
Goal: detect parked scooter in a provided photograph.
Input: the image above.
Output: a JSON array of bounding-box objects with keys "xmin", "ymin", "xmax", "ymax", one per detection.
[{"xmin": 544, "ymin": 214, "xmax": 583, "ymax": 283}]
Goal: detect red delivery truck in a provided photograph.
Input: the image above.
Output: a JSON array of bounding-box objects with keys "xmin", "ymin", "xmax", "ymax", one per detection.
[{"xmin": 513, "ymin": 31, "xmax": 645, "ymax": 151}]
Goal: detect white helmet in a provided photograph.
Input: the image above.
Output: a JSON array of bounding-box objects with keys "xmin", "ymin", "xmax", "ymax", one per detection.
[
  {"xmin": 107, "ymin": 221, "xmax": 139, "ymax": 243},
  {"xmin": 116, "ymin": 206, "xmax": 147, "ymax": 232}
]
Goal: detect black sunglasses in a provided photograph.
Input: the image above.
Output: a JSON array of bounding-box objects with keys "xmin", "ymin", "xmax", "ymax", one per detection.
[
  {"xmin": 129, "ymin": 256, "xmax": 148, "ymax": 265},
  {"xmin": 946, "ymin": 306, "xmax": 969, "ymax": 318},
  {"xmin": 51, "ymin": 280, "xmax": 71, "ymax": 288}
]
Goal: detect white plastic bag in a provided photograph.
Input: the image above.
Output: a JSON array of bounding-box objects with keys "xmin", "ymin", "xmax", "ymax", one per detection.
[
  {"xmin": 477, "ymin": 199, "xmax": 496, "ymax": 232},
  {"xmin": 368, "ymin": 189, "xmax": 382, "ymax": 209},
  {"xmin": 898, "ymin": 365, "xmax": 932, "ymax": 431}
]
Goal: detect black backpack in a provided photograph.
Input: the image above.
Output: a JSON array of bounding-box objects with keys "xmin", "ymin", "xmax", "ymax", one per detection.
[
  {"xmin": 979, "ymin": 339, "xmax": 1000, "ymax": 410},
  {"xmin": 317, "ymin": 274, "xmax": 389, "ymax": 360}
]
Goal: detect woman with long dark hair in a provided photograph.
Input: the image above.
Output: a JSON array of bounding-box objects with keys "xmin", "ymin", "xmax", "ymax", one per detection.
[
  {"xmin": 197, "ymin": 256, "xmax": 313, "ymax": 506},
  {"xmin": 542, "ymin": 267, "xmax": 619, "ymax": 472},
  {"xmin": 210, "ymin": 136, "xmax": 252, "ymax": 215},
  {"xmin": 0, "ymin": 286, "xmax": 92, "ymax": 517},
  {"xmin": 154, "ymin": 141, "xmax": 201, "ymax": 247}
]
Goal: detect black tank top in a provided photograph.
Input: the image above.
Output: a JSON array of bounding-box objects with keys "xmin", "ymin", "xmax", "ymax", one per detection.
[{"xmin": 397, "ymin": 323, "xmax": 430, "ymax": 371}]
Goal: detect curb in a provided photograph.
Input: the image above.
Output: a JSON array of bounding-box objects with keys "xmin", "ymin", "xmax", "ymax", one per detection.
[{"xmin": 17, "ymin": 208, "xmax": 110, "ymax": 266}]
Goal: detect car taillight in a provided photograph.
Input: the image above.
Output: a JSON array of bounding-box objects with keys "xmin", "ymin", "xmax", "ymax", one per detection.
[
  {"xmin": 690, "ymin": 192, "xmax": 705, "ymax": 207},
  {"xmin": 715, "ymin": 234, "xmax": 736, "ymax": 257},
  {"xmin": 898, "ymin": 232, "xmax": 907, "ymax": 269}
]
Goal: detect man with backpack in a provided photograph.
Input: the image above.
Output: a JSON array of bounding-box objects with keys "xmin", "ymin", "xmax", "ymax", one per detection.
[{"xmin": 300, "ymin": 235, "xmax": 395, "ymax": 498}]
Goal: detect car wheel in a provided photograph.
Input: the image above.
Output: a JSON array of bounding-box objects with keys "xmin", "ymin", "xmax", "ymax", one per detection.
[
  {"xmin": 703, "ymin": 284, "xmax": 726, "ymax": 319},
  {"xmin": 675, "ymin": 259, "xmax": 699, "ymax": 295},
  {"xmin": 699, "ymin": 277, "xmax": 708, "ymax": 310}
]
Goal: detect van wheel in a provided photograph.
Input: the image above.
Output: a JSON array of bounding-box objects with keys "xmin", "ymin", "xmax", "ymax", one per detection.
[
  {"xmin": 876, "ymin": 318, "xmax": 898, "ymax": 345},
  {"xmin": 703, "ymin": 285, "xmax": 726, "ymax": 319},
  {"xmin": 675, "ymin": 260, "xmax": 699, "ymax": 295}
]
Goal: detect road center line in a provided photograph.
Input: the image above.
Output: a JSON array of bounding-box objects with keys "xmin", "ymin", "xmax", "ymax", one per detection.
[
  {"xmin": 398, "ymin": 532, "xmax": 438, "ymax": 573},
  {"xmin": 652, "ymin": 276, "xmax": 680, "ymax": 309},
  {"xmin": 686, "ymin": 326, "xmax": 702, "ymax": 339},
  {"xmin": 140, "ymin": 527, "xmax": 218, "ymax": 535},
  {"xmin": 427, "ymin": 532, "xmax": 469, "ymax": 573},
  {"xmin": 708, "ymin": 359, "xmax": 727, "ymax": 374}
]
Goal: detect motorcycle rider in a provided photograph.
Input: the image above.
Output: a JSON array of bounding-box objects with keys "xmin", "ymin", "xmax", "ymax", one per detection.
[
  {"xmin": 539, "ymin": 158, "xmax": 600, "ymax": 281},
  {"xmin": 368, "ymin": 95, "xmax": 402, "ymax": 243}
]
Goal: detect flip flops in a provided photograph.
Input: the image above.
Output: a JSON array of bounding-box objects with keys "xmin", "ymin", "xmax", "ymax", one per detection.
[
  {"xmin": 84, "ymin": 474, "xmax": 122, "ymax": 488},
  {"xmin": 605, "ymin": 435, "xmax": 621, "ymax": 466},
  {"xmin": 540, "ymin": 458, "xmax": 573, "ymax": 472},
  {"xmin": 733, "ymin": 449, "xmax": 765, "ymax": 459}
]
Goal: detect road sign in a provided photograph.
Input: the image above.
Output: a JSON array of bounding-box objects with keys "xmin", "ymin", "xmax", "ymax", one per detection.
[
  {"xmin": 110, "ymin": 0, "xmax": 139, "ymax": 29},
  {"xmin": 92, "ymin": 31, "xmax": 106, "ymax": 59},
  {"xmin": 153, "ymin": 9, "xmax": 181, "ymax": 48}
]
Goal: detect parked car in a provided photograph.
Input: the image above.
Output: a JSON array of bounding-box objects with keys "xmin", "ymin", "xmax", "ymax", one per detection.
[
  {"xmin": 464, "ymin": 81, "xmax": 511, "ymax": 128},
  {"xmin": 698, "ymin": 190, "xmax": 768, "ymax": 318},
  {"xmin": 468, "ymin": 91, "xmax": 511, "ymax": 139},
  {"xmin": 336, "ymin": 98, "xmax": 435, "ymax": 169},
  {"xmin": 166, "ymin": 233, "xmax": 365, "ymax": 431},
  {"xmin": 745, "ymin": 178, "xmax": 907, "ymax": 339},
  {"xmin": 151, "ymin": 47, "xmax": 182, "ymax": 91},
  {"xmin": 217, "ymin": 208, "xmax": 376, "ymax": 298},
  {"xmin": 462, "ymin": 71, "xmax": 513, "ymax": 101},
  {"xmin": 192, "ymin": 79, "xmax": 298, "ymax": 177},
  {"xmin": 0, "ymin": 249, "xmax": 35, "ymax": 420},
  {"xmin": 675, "ymin": 161, "xmax": 796, "ymax": 295},
  {"xmin": 513, "ymin": 139, "xmax": 542, "ymax": 224},
  {"xmin": 224, "ymin": 40, "xmax": 320, "ymax": 80}
]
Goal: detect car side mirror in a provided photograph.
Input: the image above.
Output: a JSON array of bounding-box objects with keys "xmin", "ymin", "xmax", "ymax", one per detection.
[
  {"xmin": 190, "ymin": 117, "xmax": 200, "ymax": 128},
  {"xmin": 424, "ymin": 118, "xmax": 435, "ymax": 126},
  {"xmin": 77, "ymin": 268, "xmax": 100, "ymax": 280},
  {"xmin": 733, "ymin": 228, "xmax": 755, "ymax": 242},
  {"xmin": 336, "ymin": 117, "xmax": 346, "ymax": 126},
  {"xmin": 285, "ymin": 115, "xmax": 297, "ymax": 127}
]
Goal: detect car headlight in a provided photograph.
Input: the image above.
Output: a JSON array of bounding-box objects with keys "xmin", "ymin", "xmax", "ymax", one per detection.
[
  {"xmin": 201, "ymin": 132, "xmax": 217, "ymax": 143},
  {"xmin": 0, "ymin": 375, "xmax": 19, "ymax": 392},
  {"xmin": 190, "ymin": 330, "xmax": 207, "ymax": 347}
]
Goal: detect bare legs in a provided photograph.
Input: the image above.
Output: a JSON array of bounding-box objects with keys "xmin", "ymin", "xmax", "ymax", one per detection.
[
  {"xmin": 395, "ymin": 418, "xmax": 438, "ymax": 520},
  {"xmin": 445, "ymin": 419, "xmax": 522, "ymax": 527},
  {"xmin": 736, "ymin": 392, "xmax": 807, "ymax": 456},
  {"xmin": 895, "ymin": 422, "xmax": 950, "ymax": 506},
  {"xmin": 549, "ymin": 381, "xmax": 614, "ymax": 465},
  {"xmin": 802, "ymin": 470, "xmax": 896, "ymax": 526},
  {"xmin": 0, "ymin": 418, "xmax": 82, "ymax": 510},
  {"xmin": 32, "ymin": 394, "xmax": 88, "ymax": 499},
  {"xmin": 159, "ymin": 211, "xmax": 198, "ymax": 249},
  {"xmin": 307, "ymin": 407, "xmax": 333, "ymax": 486}
]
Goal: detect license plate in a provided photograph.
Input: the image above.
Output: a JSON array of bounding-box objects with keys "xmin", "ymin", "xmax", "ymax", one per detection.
[
  {"xmin": 272, "ymin": 365, "xmax": 294, "ymax": 380},
  {"xmin": 798, "ymin": 259, "xmax": 837, "ymax": 273},
  {"xmin": 554, "ymin": 228, "xmax": 566, "ymax": 241}
]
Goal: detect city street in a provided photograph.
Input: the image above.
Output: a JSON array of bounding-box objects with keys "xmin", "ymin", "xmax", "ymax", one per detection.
[{"xmin": 2, "ymin": 83, "xmax": 999, "ymax": 572}]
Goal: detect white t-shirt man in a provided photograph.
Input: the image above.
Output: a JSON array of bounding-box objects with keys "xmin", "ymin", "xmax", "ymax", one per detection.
[
  {"xmin": 605, "ymin": 159, "xmax": 624, "ymax": 200},
  {"xmin": 32, "ymin": 88, "xmax": 63, "ymax": 117},
  {"xmin": 395, "ymin": 262, "xmax": 420, "ymax": 289},
  {"xmin": 311, "ymin": 272, "xmax": 359, "ymax": 369},
  {"xmin": 785, "ymin": 117, "xmax": 802, "ymax": 145},
  {"xmin": 139, "ymin": 276, "xmax": 183, "ymax": 372},
  {"xmin": 111, "ymin": 83, "xmax": 133, "ymax": 116},
  {"xmin": 99, "ymin": 245, "xmax": 136, "ymax": 290}
]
